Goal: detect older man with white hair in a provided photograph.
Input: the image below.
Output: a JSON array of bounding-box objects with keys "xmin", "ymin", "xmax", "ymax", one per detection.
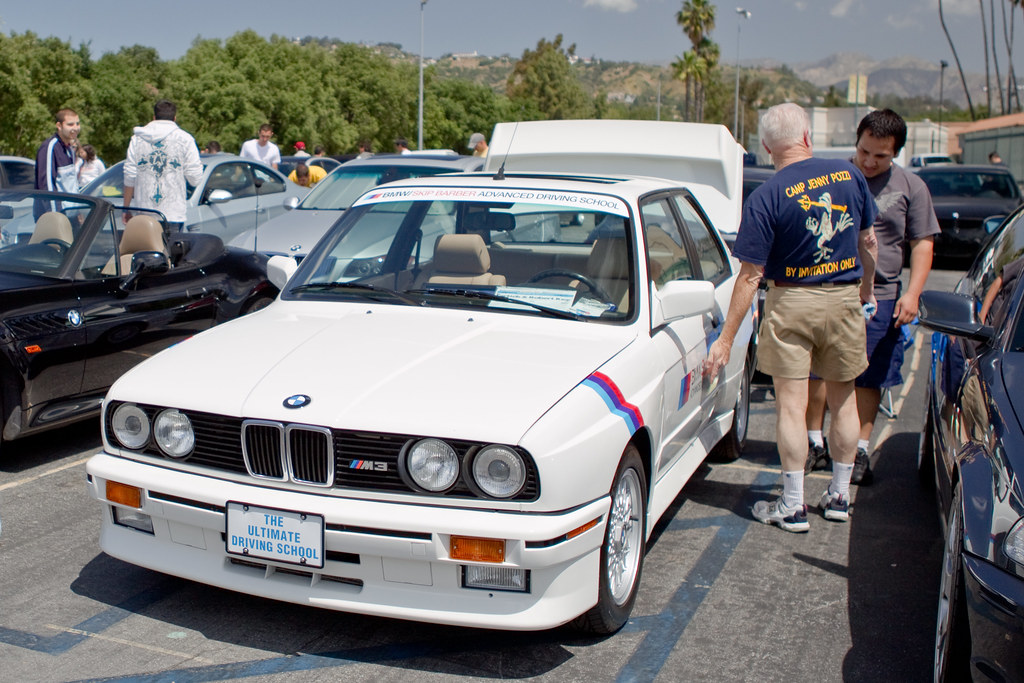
[{"xmin": 705, "ymin": 103, "xmax": 878, "ymax": 532}]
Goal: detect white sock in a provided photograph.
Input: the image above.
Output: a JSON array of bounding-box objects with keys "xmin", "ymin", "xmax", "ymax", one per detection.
[
  {"xmin": 831, "ymin": 461, "xmax": 854, "ymax": 499},
  {"xmin": 782, "ymin": 470, "xmax": 804, "ymax": 509},
  {"xmin": 857, "ymin": 439, "xmax": 870, "ymax": 453},
  {"xmin": 808, "ymin": 430, "xmax": 824, "ymax": 448}
]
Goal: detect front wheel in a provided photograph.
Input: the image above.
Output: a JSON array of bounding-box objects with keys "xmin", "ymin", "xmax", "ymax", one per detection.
[
  {"xmin": 934, "ymin": 483, "xmax": 972, "ymax": 682},
  {"xmin": 573, "ymin": 445, "xmax": 647, "ymax": 635}
]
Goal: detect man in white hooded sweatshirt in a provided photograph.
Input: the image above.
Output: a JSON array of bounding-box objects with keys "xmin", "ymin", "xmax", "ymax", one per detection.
[{"xmin": 123, "ymin": 100, "xmax": 203, "ymax": 230}]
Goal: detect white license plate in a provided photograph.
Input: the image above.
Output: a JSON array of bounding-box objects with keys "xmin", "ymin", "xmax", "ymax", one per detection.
[{"xmin": 226, "ymin": 502, "xmax": 324, "ymax": 568}]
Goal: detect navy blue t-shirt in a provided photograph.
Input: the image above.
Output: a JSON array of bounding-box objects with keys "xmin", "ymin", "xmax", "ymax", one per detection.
[{"xmin": 733, "ymin": 157, "xmax": 877, "ymax": 284}]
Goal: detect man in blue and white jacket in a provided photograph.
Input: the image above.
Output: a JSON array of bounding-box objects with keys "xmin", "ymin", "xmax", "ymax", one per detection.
[{"xmin": 34, "ymin": 108, "xmax": 81, "ymax": 216}]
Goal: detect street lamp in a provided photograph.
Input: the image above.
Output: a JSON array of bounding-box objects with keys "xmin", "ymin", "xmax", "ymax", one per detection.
[
  {"xmin": 937, "ymin": 59, "xmax": 948, "ymax": 154},
  {"xmin": 733, "ymin": 8, "xmax": 752, "ymax": 142},
  {"xmin": 418, "ymin": 0, "xmax": 427, "ymax": 151}
]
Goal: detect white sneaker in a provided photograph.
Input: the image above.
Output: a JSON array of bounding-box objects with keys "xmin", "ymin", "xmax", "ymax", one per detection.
[
  {"xmin": 752, "ymin": 498, "xmax": 809, "ymax": 532},
  {"xmin": 819, "ymin": 489, "xmax": 850, "ymax": 522}
]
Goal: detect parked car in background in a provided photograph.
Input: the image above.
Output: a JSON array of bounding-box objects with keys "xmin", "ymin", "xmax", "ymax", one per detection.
[
  {"xmin": 228, "ymin": 154, "xmax": 484, "ymax": 260},
  {"xmin": 0, "ymin": 190, "xmax": 276, "ymax": 454},
  {"xmin": 86, "ymin": 120, "xmax": 753, "ymax": 635},
  {"xmin": 277, "ymin": 155, "xmax": 341, "ymax": 179},
  {"xmin": 82, "ymin": 154, "xmax": 304, "ymax": 244},
  {"xmin": 918, "ymin": 201, "xmax": 1024, "ymax": 682},
  {"xmin": 0, "ymin": 156, "xmax": 35, "ymax": 190},
  {"xmin": 910, "ymin": 154, "xmax": 955, "ymax": 168},
  {"xmin": 916, "ymin": 165, "xmax": 1023, "ymax": 262}
]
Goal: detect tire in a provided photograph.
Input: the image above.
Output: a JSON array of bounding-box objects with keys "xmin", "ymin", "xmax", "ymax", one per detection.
[
  {"xmin": 709, "ymin": 348, "xmax": 752, "ymax": 463},
  {"xmin": 572, "ymin": 445, "xmax": 647, "ymax": 635},
  {"xmin": 241, "ymin": 295, "xmax": 274, "ymax": 315},
  {"xmin": 934, "ymin": 484, "xmax": 972, "ymax": 682}
]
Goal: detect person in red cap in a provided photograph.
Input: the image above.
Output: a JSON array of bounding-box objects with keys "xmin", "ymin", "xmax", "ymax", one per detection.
[{"xmin": 293, "ymin": 141, "xmax": 310, "ymax": 158}]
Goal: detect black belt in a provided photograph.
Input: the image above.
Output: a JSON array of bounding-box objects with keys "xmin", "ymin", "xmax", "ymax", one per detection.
[{"xmin": 770, "ymin": 279, "xmax": 860, "ymax": 288}]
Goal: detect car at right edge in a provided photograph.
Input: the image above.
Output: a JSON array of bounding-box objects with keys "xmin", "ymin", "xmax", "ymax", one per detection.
[{"xmin": 918, "ymin": 202, "xmax": 1024, "ymax": 682}]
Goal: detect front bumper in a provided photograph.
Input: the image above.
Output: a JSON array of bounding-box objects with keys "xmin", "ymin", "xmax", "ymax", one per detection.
[
  {"xmin": 963, "ymin": 554, "xmax": 1024, "ymax": 681},
  {"xmin": 86, "ymin": 453, "xmax": 609, "ymax": 631}
]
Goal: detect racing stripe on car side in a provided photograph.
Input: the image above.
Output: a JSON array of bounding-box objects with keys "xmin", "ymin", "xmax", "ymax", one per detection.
[{"xmin": 583, "ymin": 371, "xmax": 644, "ymax": 435}]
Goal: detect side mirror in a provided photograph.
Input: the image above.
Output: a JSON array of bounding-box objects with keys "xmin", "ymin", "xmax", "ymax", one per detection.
[
  {"xmin": 118, "ymin": 251, "xmax": 170, "ymax": 292},
  {"xmin": 284, "ymin": 196, "xmax": 300, "ymax": 211},
  {"xmin": 206, "ymin": 189, "xmax": 232, "ymax": 205},
  {"xmin": 267, "ymin": 254, "xmax": 298, "ymax": 290},
  {"xmin": 918, "ymin": 290, "xmax": 994, "ymax": 342},
  {"xmin": 651, "ymin": 279, "xmax": 715, "ymax": 328},
  {"xmin": 983, "ymin": 214, "xmax": 1007, "ymax": 234}
]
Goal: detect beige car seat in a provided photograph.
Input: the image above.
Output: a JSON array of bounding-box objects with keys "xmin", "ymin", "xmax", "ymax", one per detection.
[
  {"xmin": 102, "ymin": 214, "xmax": 168, "ymax": 276},
  {"xmin": 428, "ymin": 233, "xmax": 506, "ymax": 286},
  {"xmin": 30, "ymin": 212, "xmax": 74, "ymax": 250}
]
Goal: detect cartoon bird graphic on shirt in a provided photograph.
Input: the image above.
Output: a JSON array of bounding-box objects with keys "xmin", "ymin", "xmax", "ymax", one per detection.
[{"xmin": 804, "ymin": 191, "xmax": 854, "ymax": 263}]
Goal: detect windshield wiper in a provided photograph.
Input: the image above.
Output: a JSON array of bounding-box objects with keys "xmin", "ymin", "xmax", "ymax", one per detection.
[
  {"xmin": 406, "ymin": 287, "xmax": 583, "ymax": 320},
  {"xmin": 291, "ymin": 281, "xmax": 423, "ymax": 306}
]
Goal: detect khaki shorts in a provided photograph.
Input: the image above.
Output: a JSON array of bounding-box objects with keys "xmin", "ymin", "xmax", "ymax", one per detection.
[{"xmin": 757, "ymin": 284, "xmax": 868, "ymax": 381}]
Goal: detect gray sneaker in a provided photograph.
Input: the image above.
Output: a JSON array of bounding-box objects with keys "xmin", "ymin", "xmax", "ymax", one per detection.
[
  {"xmin": 752, "ymin": 498, "xmax": 810, "ymax": 532},
  {"xmin": 852, "ymin": 448, "xmax": 874, "ymax": 485},
  {"xmin": 819, "ymin": 488, "xmax": 850, "ymax": 522}
]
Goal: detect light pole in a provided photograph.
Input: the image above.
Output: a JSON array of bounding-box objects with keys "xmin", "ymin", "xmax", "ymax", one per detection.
[
  {"xmin": 937, "ymin": 59, "xmax": 948, "ymax": 154},
  {"xmin": 733, "ymin": 8, "xmax": 752, "ymax": 142},
  {"xmin": 418, "ymin": 0, "xmax": 427, "ymax": 151}
]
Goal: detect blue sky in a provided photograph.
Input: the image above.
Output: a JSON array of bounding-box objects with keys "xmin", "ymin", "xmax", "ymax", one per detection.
[{"xmin": 0, "ymin": 1, "xmax": 996, "ymax": 73}]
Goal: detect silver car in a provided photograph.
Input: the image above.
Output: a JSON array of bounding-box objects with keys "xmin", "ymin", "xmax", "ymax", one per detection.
[
  {"xmin": 82, "ymin": 153, "xmax": 305, "ymax": 244},
  {"xmin": 228, "ymin": 153, "xmax": 484, "ymax": 259}
]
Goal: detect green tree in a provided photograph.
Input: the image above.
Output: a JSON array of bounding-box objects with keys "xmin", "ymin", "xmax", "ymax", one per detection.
[
  {"xmin": 675, "ymin": 0, "xmax": 717, "ymax": 121},
  {"xmin": 0, "ymin": 32, "xmax": 86, "ymax": 157},
  {"xmin": 85, "ymin": 46, "xmax": 167, "ymax": 162},
  {"xmin": 506, "ymin": 35, "xmax": 594, "ymax": 120}
]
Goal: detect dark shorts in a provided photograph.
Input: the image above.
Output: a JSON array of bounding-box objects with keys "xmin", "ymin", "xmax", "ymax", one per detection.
[{"xmin": 855, "ymin": 298, "xmax": 904, "ymax": 389}]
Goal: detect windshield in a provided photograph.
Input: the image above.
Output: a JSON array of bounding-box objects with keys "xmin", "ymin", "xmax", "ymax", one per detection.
[
  {"xmin": 0, "ymin": 193, "xmax": 103, "ymax": 277},
  {"xmin": 288, "ymin": 186, "xmax": 635, "ymax": 320},
  {"xmin": 300, "ymin": 165, "xmax": 464, "ymax": 211},
  {"xmin": 919, "ymin": 170, "xmax": 1020, "ymax": 200}
]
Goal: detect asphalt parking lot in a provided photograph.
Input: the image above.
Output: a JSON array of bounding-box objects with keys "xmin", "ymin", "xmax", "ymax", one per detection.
[{"xmin": 0, "ymin": 269, "xmax": 961, "ymax": 683}]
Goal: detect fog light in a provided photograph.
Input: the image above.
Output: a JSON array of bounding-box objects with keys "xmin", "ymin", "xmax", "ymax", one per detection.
[
  {"xmin": 451, "ymin": 536, "xmax": 505, "ymax": 563},
  {"xmin": 462, "ymin": 565, "xmax": 529, "ymax": 592},
  {"xmin": 112, "ymin": 506, "xmax": 154, "ymax": 534}
]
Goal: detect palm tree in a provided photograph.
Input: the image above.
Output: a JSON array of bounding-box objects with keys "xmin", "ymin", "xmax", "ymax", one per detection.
[
  {"xmin": 939, "ymin": 0, "xmax": 976, "ymax": 120},
  {"xmin": 675, "ymin": 0, "xmax": 716, "ymax": 121}
]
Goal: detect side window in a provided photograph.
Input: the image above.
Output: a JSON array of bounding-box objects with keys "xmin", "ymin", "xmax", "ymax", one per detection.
[
  {"xmin": 78, "ymin": 211, "xmax": 122, "ymax": 279},
  {"xmin": 672, "ymin": 195, "xmax": 728, "ymax": 282},
  {"xmin": 252, "ymin": 165, "xmax": 285, "ymax": 195},
  {"xmin": 641, "ymin": 198, "xmax": 692, "ymax": 285},
  {"xmin": 205, "ymin": 164, "xmax": 255, "ymax": 200},
  {"xmin": 3, "ymin": 161, "xmax": 35, "ymax": 189}
]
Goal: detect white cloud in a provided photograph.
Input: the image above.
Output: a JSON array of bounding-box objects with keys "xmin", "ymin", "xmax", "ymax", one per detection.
[
  {"xmin": 583, "ymin": 0, "xmax": 638, "ymax": 11},
  {"xmin": 932, "ymin": 0, "xmax": 978, "ymax": 15},
  {"xmin": 830, "ymin": 0, "xmax": 857, "ymax": 18}
]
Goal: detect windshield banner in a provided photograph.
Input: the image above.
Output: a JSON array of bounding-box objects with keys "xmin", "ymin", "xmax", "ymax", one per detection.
[{"xmin": 353, "ymin": 186, "xmax": 629, "ymax": 216}]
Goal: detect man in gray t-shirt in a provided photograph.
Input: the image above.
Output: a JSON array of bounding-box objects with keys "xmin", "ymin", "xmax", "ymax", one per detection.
[{"xmin": 806, "ymin": 109, "xmax": 939, "ymax": 485}]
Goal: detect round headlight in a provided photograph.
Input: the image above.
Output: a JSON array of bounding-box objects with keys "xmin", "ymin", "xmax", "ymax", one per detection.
[
  {"xmin": 111, "ymin": 403, "xmax": 150, "ymax": 450},
  {"xmin": 405, "ymin": 438, "xmax": 459, "ymax": 492},
  {"xmin": 154, "ymin": 409, "xmax": 194, "ymax": 458},
  {"xmin": 472, "ymin": 445, "xmax": 526, "ymax": 498}
]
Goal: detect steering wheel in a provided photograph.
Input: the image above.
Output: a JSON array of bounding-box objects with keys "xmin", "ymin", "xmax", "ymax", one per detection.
[
  {"xmin": 37, "ymin": 239, "xmax": 70, "ymax": 256},
  {"xmin": 526, "ymin": 268, "xmax": 613, "ymax": 303}
]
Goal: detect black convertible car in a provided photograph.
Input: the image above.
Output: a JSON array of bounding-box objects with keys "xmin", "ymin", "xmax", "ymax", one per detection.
[
  {"xmin": 0, "ymin": 190, "xmax": 276, "ymax": 451},
  {"xmin": 918, "ymin": 204, "xmax": 1024, "ymax": 681}
]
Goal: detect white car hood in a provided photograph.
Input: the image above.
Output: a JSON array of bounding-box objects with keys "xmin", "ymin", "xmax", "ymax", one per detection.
[
  {"xmin": 111, "ymin": 302, "xmax": 636, "ymax": 445},
  {"xmin": 228, "ymin": 208, "xmax": 344, "ymax": 255}
]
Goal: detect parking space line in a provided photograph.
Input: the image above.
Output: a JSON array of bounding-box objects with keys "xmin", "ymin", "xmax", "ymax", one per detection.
[
  {"xmin": 0, "ymin": 455, "xmax": 92, "ymax": 491},
  {"xmin": 44, "ymin": 624, "xmax": 214, "ymax": 664}
]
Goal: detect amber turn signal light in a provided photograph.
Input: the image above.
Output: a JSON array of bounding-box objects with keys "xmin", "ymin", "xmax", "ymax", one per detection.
[
  {"xmin": 450, "ymin": 536, "xmax": 505, "ymax": 563},
  {"xmin": 106, "ymin": 480, "xmax": 142, "ymax": 508}
]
